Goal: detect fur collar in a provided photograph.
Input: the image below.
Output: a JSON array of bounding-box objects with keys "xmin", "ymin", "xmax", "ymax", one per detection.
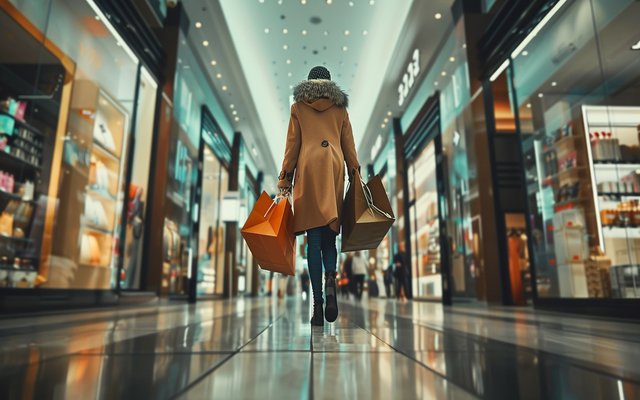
[{"xmin": 293, "ymin": 80, "xmax": 349, "ymax": 108}]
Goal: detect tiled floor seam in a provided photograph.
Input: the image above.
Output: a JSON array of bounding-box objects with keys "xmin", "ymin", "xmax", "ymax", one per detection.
[{"xmin": 165, "ymin": 315, "xmax": 283, "ymax": 400}]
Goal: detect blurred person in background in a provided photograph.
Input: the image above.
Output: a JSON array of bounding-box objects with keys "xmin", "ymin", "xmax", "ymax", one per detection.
[{"xmin": 352, "ymin": 251, "xmax": 367, "ymax": 300}]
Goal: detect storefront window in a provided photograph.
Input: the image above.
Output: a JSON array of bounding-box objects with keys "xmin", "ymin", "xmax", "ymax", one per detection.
[{"xmin": 511, "ymin": 0, "xmax": 640, "ymax": 299}]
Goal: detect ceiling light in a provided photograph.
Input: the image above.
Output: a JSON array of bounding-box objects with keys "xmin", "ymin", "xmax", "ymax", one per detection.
[
  {"xmin": 527, "ymin": 103, "xmax": 532, "ymax": 108},
  {"xmin": 349, "ymin": 1, "xmax": 354, "ymax": 5},
  {"xmin": 289, "ymin": 85, "xmax": 293, "ymax": 89},
  {"xmin": 203, "ymin": 41, "xmax": 209, "ymax": 46},
  {"xmin": 363, "ymin": 31, "xmax": 368, "ymax": 35},
  {"xmin": 551, "ymin": 82, "xmax": 557, "ymax": 86},
  {"xmin": 222, "ymin": 86, "xmax": 227, "ymax": 91},
  {"xmin": 343, "ymin": 46, "xmax": 348, "ymax": 51},
  {"xmin": 288, "ymin": 72, "xmax": 292, "ymax": 77},
  {"xmin": 387, "ymin": 111, "xmax": 392, "ymax": 116},
  {"xmin": 344, "ymin": 30, "xmax": 350, "ymax": 35},
  {"xmin": 384, "ymin": 118, "xmax": 388, "ymax": 123},
  {"xmin": 302, "ymin": 0, "xmax": 306, "ymax": 3},
  {"xmin": 211, "ymin": 60, "xmax": 217, "ymax": 66},
  {"xmin": 538, "ymin": 93, "xmax": 544, "ymax": 98},
  {"xmin": 302, "ymin": 30, "xmax": 307, "ymax": 35},
  {"xmin": 522, "ymin": 51, "xmax": 529, "ymax": 56},
  {"xmin": 259, "ymin": 0, "xmax": 264, "ymax": 3},
  {"xmin": 233, "ymin": 111, "xmax": 237, "ymax": 115},
  {"xmin": 370, "ymin": 0, "xmax": 375, "ymax": 4},
  {"xmin": 381, "ymin": 124, "xmax": 386, "ymax": 128},
  {"xmin": 631, "ymin": 40, "xmax": 640, "ymax": 50},
  {"xmin": 195, "ymin": 22, "xmax": 202, "ymax": 28},
  {"xmin": 462, "ymin": 44, "xmax": 467, "ymax": 49},
  {"xmin": 235, "ymin": 117, "xmax": 239, "ymax": 121},
  {"xmin": 441, "ymin": 71, "xmax": 446, "ymax": 76},
  {"xmin": 434, "ymin": 81, "xmax": 439, "ymax": 86},
  {"xmin": 449, "ymin": 57, "xmax": 455, "ymax": 62},
  {"xmin": 286, "ymin": 60, "xmax": 291, "ymax": 64},
  {"xmin": 435, "ymin": 13, "xmax": 442, "ymax": 19},
  {"xmin": 230, "ymin": 104, "xmax": 235, "ymax": 109},
  {"xmin": 327, "ymin": 0, "xmax": 332, "ymax": 3},
  {"xmin": 265, "ymin": 28, "xmax": 269, "ymax": 33},
  {"xmin": 217, "ymin": 73, "xmax": 222, "ymax": 78},
  {"xmin": 324, "ymin": 31, "xmax": 329, "ymax": 36},
  {"xmin": 283, "ymin": 29, "xmax": 288, "ymax": 34},
  {"xmin": 94, "ymin": 15, "xmax": 100, "ymax": 20},
  {"xmin": 283, "ymin": 45, "xmax": 288, "ymax": 49}
]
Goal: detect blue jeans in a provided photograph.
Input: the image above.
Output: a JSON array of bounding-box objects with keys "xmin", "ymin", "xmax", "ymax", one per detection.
[{"xmin": 307, "ymin": 225, "xmax": 337, "ymax": 302}]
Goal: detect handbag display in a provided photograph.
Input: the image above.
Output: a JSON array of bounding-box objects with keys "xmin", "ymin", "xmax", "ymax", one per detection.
[
  {"xmin": 241, "ymin": 191, "xmax": 296, "ymax": 276},
  {"xmin": 341, "ymin": 170, "xmax": 395, "ymax": 252},
  {"xmin": 0, "ymin": 212, "xmax": 14, "ymax": 236}
]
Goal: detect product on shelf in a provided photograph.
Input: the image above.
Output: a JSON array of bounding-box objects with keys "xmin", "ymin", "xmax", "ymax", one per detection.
[
  {"xmin": 610, "ymin": 265, "xmax": 640, "ymax": 298},
  {"xmin": 557, "ymin": 151, "xmax": 577, "ymax": 173},
  {"xmin": 590, "ymin": 132, "xmax": 621, "ymax": 161},
  {"xmin": 599, "ymin": 200, "xmax": 640, "ymax": 227},
  {"xmin": 84, "ymin": 196, "xmax": 110, "ymax": 229},
  {"xmin": 585, "ymin": 249, "xmax": 612, "ymax": 298}
]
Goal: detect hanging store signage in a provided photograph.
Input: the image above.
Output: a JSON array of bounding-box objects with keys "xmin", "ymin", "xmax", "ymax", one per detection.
[{"xmin": 398, "ymin": 49, "xmax": 420, "ymax": 107}]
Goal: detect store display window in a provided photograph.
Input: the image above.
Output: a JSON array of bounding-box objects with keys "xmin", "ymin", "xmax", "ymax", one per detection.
[{"xmin": 511, "ymin": 0, "xmax": 640, "ymax": 299}]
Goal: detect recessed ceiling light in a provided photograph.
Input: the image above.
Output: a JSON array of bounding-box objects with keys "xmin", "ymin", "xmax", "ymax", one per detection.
[
  {"xmin": 370, "ymin": 0, "xmax": 375, "ymax": 4},
  {"xmin": 435, "ymin": 13, "xmax": 442, "ymax": 19},
  {"xmin": 384, "ymin": 118, "xmax": 388, "ymax": 123},
  {"xmin": 538, "ymin": 93, "xmax": 544, "ymax": 98},
  {"xmin": 327, "ymin": 0, "xmax": 332, "ymax": 3},
  {"xmin": 265, "ymin": 28, "xmax": 269, "ymax": 33},
  {"xmin": 233, "ymin": 111, "xmax": 237, "ymax": 115},
  {"xmin": 381, "ymin": 124, "xmax": 385, "ymax": 128},
  {"xmin": 343, "ymin": 46, "xmax": 348, "ymax": 51},
  {"xmin": 449, "ymin": 57, "xmax": 455, "ymax": 62},
  {"xmin": 289, "ymin": 85, "xmax": 293, "ymax": 89},
  {"xmin": 235, "ymin": 117, "xmax": 239, "ymax": 121},
  {"xmin": 462, "ymin": 44, "xmax": 467, "ymax": 49},
  {"xmin": 259, "ymin": 0, "xmax": 264, "ymax": 3},
  {"xmin": 283, "ymin": 29, "xmax": 288, "ymax": 34},
  {"xmin": 527, "ymin": 103, "xmax": 532, "ymax": 108},
  {"xmin": 387, "ymin": 111, "xmax": 392, "ymax": 116},
  {"xmin": 217, "ymin": 74, "xmax": 222, "ymax": 78},
  {"xmin": 302, "ymin": 30, "xmax": 307, "ymax": 35},
  {"xmin": 344, "ymin": 30, "xmax": 350, "ymax": 35},
  {"xmin": 363, "ymin": 31, "xmax": 368, "ymax": 35},
  {"xmin": 288, "ymin": 72, "xmax": 292, "ymax": 77},
  {"xmin": 94, "ymin": 15, "xmax": 100, "ymax": 20},
  {"xmin": 203, "ymin": 41, "xmax": 209, "ymax": 46},
  {"xmin": 222, "ymin": 86, "xmax": 228, "ymax": 91},
  {"xmin": 302, "ymin": 0, "xmax": 306, "ymax": 3},
  {"xmin": 195, "ymin": 22, "xmax": 202, "ymax": 28},
  {"xmin": 324, "ymin": 31, "xmax": 329, "ymax": 36},
  {"xmin": 551, "ymin": 82, "xmax": 557, "ymax": 86},
  {"xmin": 230, "ymin": 104, "xmax": 235, "ymax": 109},
  {"xmin": 286, "ymin": 60, "xmax": 291, "ymax": 64},
  {"xmin": 284, "ymin": 45, "xmax": 288, "ymax": 50},
  {"xmin": 441, "ymin": 71, "xmax": 447, "ymax": 76},
  {"xmin": 211, "ymin": 60, "xmax": 217, "ymax": 66},
  {"xmin": 522, "ymin": 51, "xmax": 529, "ymax": 56},
  {"xmin": 349, "ymin": 1, "xmax": 354, "ymax": 5},
  {"xmin": 434, "ymin": 81, "xmax": 439, "ymax": 86}
]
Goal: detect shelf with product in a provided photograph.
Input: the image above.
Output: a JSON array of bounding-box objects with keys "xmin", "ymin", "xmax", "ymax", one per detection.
[{"xmin": 50, "ymin": 80, "xmax": 129, "ymax": 290}]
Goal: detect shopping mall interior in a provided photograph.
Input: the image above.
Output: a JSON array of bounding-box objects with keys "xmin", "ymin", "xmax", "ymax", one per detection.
[{"xmin": 0, "ymin": 0, "xmax": 639, "ymax": 398}]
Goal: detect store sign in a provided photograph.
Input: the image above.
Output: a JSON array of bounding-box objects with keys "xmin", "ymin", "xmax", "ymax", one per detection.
[{"xmin": 398, "ymin": 49, "xmax": 420, "ymax": 107}]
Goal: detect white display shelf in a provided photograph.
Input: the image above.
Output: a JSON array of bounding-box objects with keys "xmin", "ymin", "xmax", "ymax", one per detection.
[{"xmin": 600, "ymin": 226, "xmax": 640, "ymax": 239}]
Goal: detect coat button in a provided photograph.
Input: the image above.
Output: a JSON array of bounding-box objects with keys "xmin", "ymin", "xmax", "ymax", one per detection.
[{"xmin": 322, "ymin": 140, "xmax": 328, "ymax": 147}]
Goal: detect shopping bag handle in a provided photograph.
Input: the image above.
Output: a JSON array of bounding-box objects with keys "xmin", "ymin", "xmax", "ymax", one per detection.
[
  {"xmin": 359, "ymin": 175, "xmax": 393, "ymax": 220},
  {"xmin": 264, "ymin": 195, "xmax": 285, "ymax": 218}
]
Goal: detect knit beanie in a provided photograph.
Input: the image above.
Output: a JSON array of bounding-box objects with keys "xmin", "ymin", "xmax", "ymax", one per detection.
[{"xmin": 308, "ymin": 66, "xmax": 331, "ymax": 80}]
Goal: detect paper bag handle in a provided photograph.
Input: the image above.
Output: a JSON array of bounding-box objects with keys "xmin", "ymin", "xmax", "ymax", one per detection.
[
  {"xmin": 359, "ymin": 175, "xmax": 393, "ymax": 220},
  {"xmin": 264, "ymin": 195, "xmax": 285, "ymax": 218}
]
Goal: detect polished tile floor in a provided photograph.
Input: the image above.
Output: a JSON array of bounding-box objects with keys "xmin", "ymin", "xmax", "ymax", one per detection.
[{"xmin": 1, "ymin": 295, "xmax": 639, "ymax": 400}]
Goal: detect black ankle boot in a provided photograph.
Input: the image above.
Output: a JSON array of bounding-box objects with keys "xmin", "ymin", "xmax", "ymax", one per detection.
[
  {"xmin": 324, "ymin": 271, "xmax": 338, "ymax": 322},
  {"xmin": 311, "ymin": 299, "xmax": 324, "ymax": 326}
]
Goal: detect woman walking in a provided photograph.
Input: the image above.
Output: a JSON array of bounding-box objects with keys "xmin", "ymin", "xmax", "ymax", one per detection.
[{"xmin": 277, "ymin": 66, "xmax": 360, "ymax": 326}]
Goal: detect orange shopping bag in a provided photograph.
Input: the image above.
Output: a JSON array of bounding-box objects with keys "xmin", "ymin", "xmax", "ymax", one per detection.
[{"xmin": 241, "ymin": 191, "xmax": 296, "ymax": 276}]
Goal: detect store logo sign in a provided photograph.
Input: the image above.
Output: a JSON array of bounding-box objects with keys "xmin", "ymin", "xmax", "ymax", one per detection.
[{"xmin": 398, "ymin": 49, "xmax": 420, "ymax": 107}]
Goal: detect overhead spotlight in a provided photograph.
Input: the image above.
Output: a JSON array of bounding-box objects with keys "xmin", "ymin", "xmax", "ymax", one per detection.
[
  {"xmin": 302, "ymin": 30, "xmax": 307, "ymax": 35},
  {"xmin": 324, "ymin": 31, "xmax": 329, "ymax": 36},
  {"xmin": 527, "ymin": 103, "xmax": 532, "ymax": 108},
  {"xmin": 286, "ymin": 60, "xmax": 291, "ymax": 64},
  {"xmin": 441, "ymin": 71, "xmax": 446, "ymax": 76},
  {"xmin": 301, "ymin": 0, "xmax": 306, "ymax": 3},
  {"xmin": 349, "ymin": 1, "xmax": 354, "ymax": 5},
  {"xmin": 381, "ymin": 124, "xmax": 385, "ymax": 128},
  {"xmin": 265, "ymin": 28, "xmax": 270, "ymax": 33},
  {"xmin": 288, "ymin": 72, "xmax": 292, "ymax": 77},
  {"xmin": 344, "ymin": 30, "xmax": 350, "ymax": 35},
  {"xmin": 387, "ymin": 111, "xmax": 392, "ymax": 116},
  {"xmin": 230, "ymin": 104, "xmax": 235, "ymax": 109},
  {"xmin": 217, "ymin": 73, "xmax": 222, "ymax": 78},
  {"xmin": 369, "ymin": 0, "xmax": 374, "ymax": 4},
  {"xmin": 462, "ymin": 44, "xmax": 467, "ymax": 49},
  {"xmin": 203, "ymin": 41, "xmax": 209, "ymax": 46},
  {"xmin": 283, "ymin": 29, "xmax": 288, "ymax": 34},
  {"xmin": 522, "ymin": 51, "xmax": 529, "ymax": 56},
  {"xmin": 384, "ymin": 118, "xmax": 388, "ymax": 123},
  {"xmin": 222, "ymin": 86, "xmax": 228, "ymax": 91},
  {"xmin": 327, "ymin": 0, "xmax": 332, "ymax": 3},
  {"xmin": 259, "ymin": 0, "xmax": 264, "ymax": 3},
  {"xmin": 289, "ymin": 85, "xmax": 293, "ymax": 89},
  {"xmin": 449, "ymin": 57, "xmax": 455, "ymax": 62},
  {"xmin": 235, "ymin": 117, "xmax": 239, "ymax": 121},
  {"xmin": 435, "ymin": 13, "xmax": 442, "ymax": 19},
  {"xmin": 233, "ymin": 111, "xmax": 237, "ymax": 115},
  {"xmin": 434, "ymin": 81, "xmax": 439, "ymax": 86},
  {"xmin": 363, "ymin": 30, "xmax": 368, "ymax": 35},
  {"xmin": 195, "ymin": 22, "xmax": 202, "ymax": 28},
  {"xmin": 211, "ymin": 60, "xmax": 217, "ymax": 66},
  {"xmin": 552, "ymin": 82, "xmax": 557, "ymax": 86},
  {"xmin": 284, "ymin": 45, "xmax": 288, "ymax": 49},
  {"xmin": 343, "ymin": 46, "xmax": 348, "ymax": 51},
  {"xmin": 538, "ymin": 93, "xmax": 544, "ymax": 98}
]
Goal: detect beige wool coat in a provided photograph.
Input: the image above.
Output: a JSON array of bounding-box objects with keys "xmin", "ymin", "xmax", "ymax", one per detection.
[{"xmin": 277, "ymin": 80, "xmax": 360, "ymax": 236}]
